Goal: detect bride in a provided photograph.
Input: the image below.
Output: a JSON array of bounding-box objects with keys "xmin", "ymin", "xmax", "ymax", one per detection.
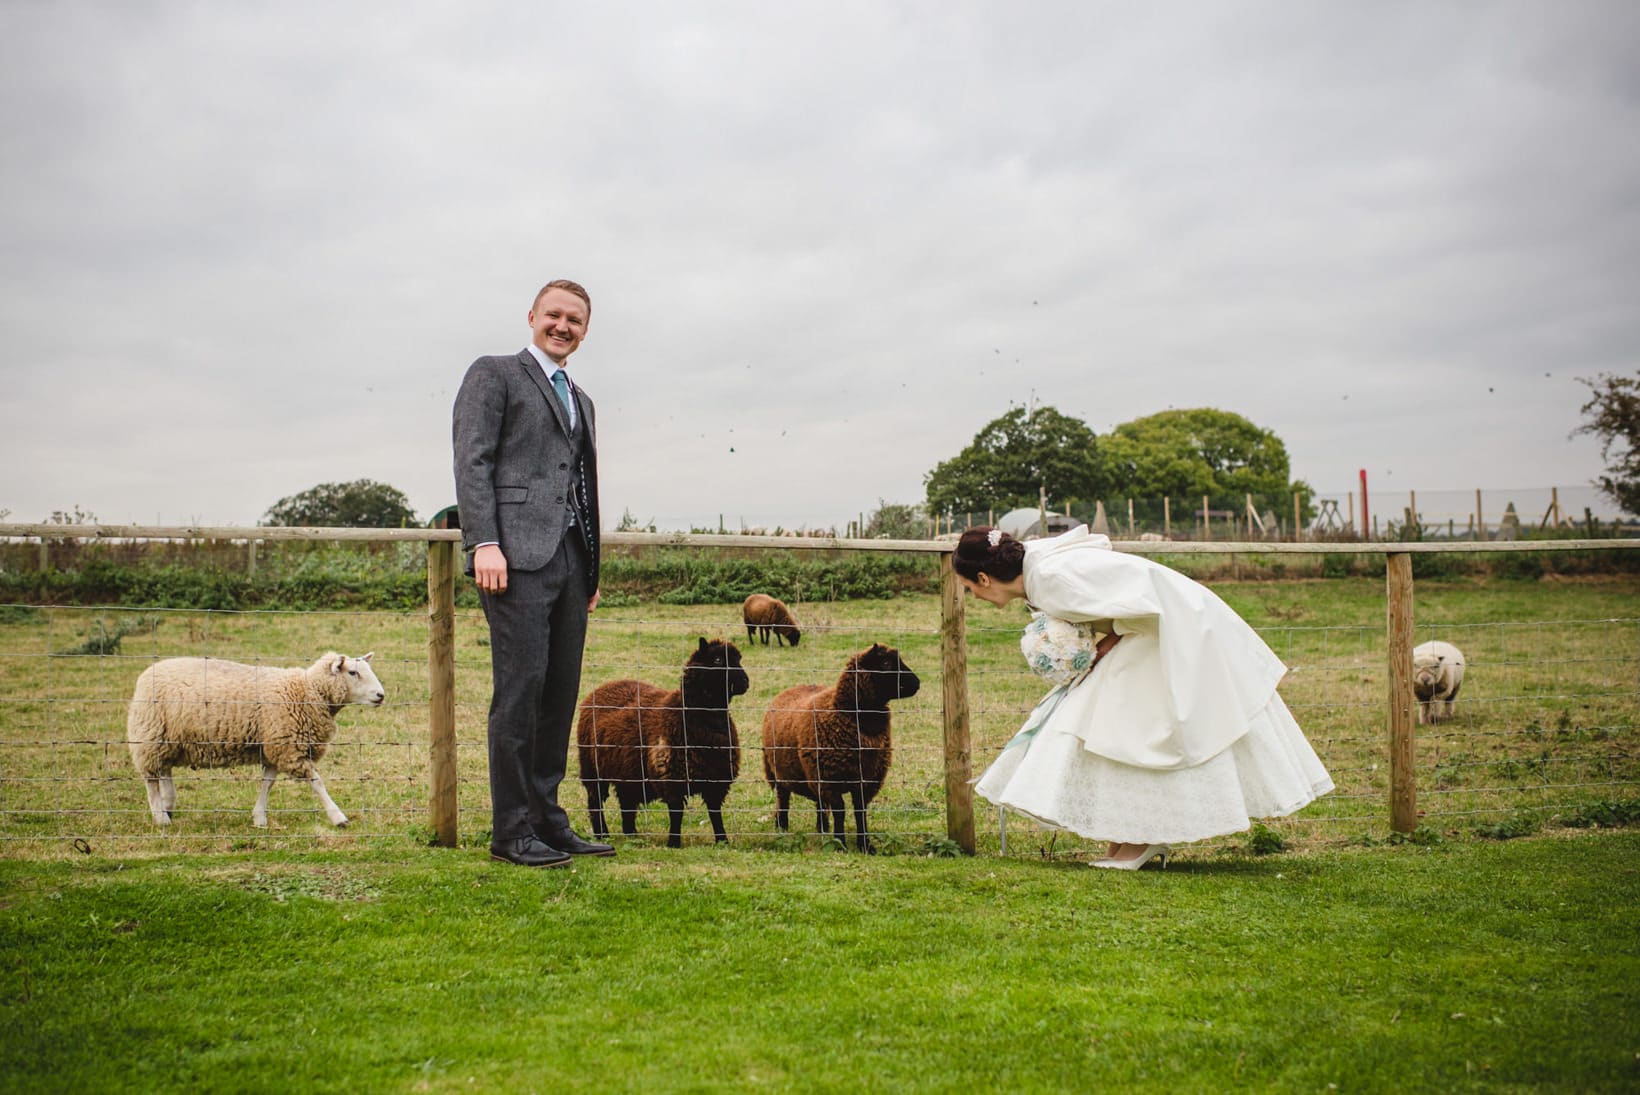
[{"xmin": 954, "ymin": 525, "xmax": 1333, "ymax": 869}]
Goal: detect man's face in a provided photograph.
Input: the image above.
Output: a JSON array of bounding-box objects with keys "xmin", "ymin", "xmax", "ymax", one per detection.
[{"xmin": 528, "ymin": 288, "xmax": 589, "ymax": 363}]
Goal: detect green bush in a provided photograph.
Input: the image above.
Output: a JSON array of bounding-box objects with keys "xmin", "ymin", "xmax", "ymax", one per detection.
[
  {"xmin": 1245, "ymin": 823, "xmax": 1287, "ymax": 856},
  {"xmin": 1561, "ymin": 798, "xmax": 1640, "ymax": 829}
]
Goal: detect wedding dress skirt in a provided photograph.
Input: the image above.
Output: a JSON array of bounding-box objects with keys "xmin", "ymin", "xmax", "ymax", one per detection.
[{"xmin": 974, "ymin": 691, "xmax": 1334, "ymax": 846}]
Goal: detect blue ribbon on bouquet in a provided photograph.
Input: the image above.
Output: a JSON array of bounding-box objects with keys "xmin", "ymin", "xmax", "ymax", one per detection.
[
  {"xmin": 1002, "ymin": 684, "xmax": 1074, "ymax": 752},
  {"xmin": 1000, "ymin": 632, "xmax": 1121, "ymax": 752}
]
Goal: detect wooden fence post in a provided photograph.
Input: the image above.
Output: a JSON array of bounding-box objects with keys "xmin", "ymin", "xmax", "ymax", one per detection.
[
  {"xmin": 427, "ymin": 540, "xmax": 459, "ymax": 847},
  {"xmin": 1386, "ymin": 551, "xmax": 1417, "ymax": 833},
  {"xmin": 1163, "ymin": 496, "xmax": 1171, "ymax": 538},
  {"xmin": 1475, "ymin": 489, "xmax": 1484, "ymax": 542},
  {"xmin": 939, "ymin": 554, "xmax": 975, "ymax": 854}
]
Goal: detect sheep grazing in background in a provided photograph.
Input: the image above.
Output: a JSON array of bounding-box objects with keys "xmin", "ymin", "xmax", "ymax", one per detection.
[
  {"xmin": 127, "ymin": 652, "xmax": 385, "ymax": 828},
  {"xmin": 761, "ymin": 642, "xmax": 920, "ymax": 852},
  {"xmin": 742, "ymin": 593, "xmax": 802, "ymax": 647},
  {"xmin": 1412, "ymin": 640, "xmax": 1466, "ymax": 724},
  {"xmin": 577, "ymin": 637, "xmax": 750, "ymax": 848}
]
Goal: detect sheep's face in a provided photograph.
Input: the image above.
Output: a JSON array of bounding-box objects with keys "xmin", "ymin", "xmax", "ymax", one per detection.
[
  {"xmin": 331, "ymin": 651, "xmax": 386, "ymax": 706},
  {"xmin": 688, "ymin": 637, "xmax": 750, "ymax": 702},
  {"xmin": 854, "ymin": 643, "xmax": 921, "ymax": 701},
  {"xmin": 1411, "ymin": 654, "xmax": 1444, "ymax": 691}
]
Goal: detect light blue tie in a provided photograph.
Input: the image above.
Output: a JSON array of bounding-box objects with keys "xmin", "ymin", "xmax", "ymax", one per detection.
[{"xmin": 550, "ymin": 368, "xmax": 574, "ymax": 426}]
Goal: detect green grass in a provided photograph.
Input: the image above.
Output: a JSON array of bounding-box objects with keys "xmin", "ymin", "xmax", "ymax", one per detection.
[
  {"xmin": 1, "ymin": 833, "xmax": 1637, "ymax": 1092},
  {"xmin": 1, "ymin": 576, "xmax": 1636, "ymax": 854}
]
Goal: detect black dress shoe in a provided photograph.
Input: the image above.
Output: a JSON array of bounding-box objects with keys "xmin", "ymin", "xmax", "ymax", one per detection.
[
  {"xmin": 541, "ymin": 829, "xmax": 616, "ymax": 857},
  {"xmin": 489, "ymin": 835, "xmax": 571, "ymax": 868}
]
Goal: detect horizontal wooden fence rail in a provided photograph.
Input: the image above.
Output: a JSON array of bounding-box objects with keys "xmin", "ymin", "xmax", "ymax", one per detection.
[{"xmin": 2, "ymin": 524, "xmax": 1637, "ymax": 852}]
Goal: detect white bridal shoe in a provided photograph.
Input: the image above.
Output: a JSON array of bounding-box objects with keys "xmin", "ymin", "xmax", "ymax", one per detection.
[{"xmin": 1090, "ymin": 844, "xmax": 1171, "ymax": 870}]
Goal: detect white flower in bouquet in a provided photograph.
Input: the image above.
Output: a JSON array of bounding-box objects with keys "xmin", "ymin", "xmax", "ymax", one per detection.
[{"xmin": 1020, "ymin": 612, "xmax": 1099, "ymax": 688}]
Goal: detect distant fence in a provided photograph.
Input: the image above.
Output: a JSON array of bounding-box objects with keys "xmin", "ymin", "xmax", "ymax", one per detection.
[
  {"xmin": 1, "ymin": 523, "xmax": 1636, "ymax": 856},
  {"xmin": 876, "ymin": 485, "xmax": 1634, "ymax": 542}
]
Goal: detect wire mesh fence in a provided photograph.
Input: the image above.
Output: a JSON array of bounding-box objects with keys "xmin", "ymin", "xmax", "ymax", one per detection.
[{"xmin": 2, "ymin": 560, "xmax": 1636, "ymax": 858}]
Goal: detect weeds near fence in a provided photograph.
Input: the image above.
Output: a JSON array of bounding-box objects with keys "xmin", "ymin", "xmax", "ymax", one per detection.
[{"xmin": 2, "ymin": 575, "xmax": 1636, "ymax": 856}]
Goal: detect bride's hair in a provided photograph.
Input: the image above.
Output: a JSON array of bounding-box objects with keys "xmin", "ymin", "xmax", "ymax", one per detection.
[{"xmin": 953, "ymin": 527, "xmax": 1025, "ymax": 582}]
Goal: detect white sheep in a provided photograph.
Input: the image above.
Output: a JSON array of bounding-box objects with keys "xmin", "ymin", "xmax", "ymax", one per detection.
[
  {"xmin": 1412, "ymin": 640, "xmax": 1465, "ymax": 724},
  {"xmin": 126, "ymin": 651, "xmax": 384, "ymax": 828}
]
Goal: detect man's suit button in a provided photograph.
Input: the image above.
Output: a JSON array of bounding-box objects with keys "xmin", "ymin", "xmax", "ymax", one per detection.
[
  {"xmin": 556, "ymin": 496, "xmax": 564, "ymax": 504},
  {"xmin": 559, "ymin": 462, "xmax": 568, "ymax": 470}
]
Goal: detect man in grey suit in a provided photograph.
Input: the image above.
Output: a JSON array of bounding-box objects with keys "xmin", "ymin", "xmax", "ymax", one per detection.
[{"xmin": 453, "ymin": 279, "xmax": 614, "ymax": 867}]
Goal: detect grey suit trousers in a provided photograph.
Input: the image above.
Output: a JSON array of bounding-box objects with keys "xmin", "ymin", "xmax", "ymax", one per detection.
[{"xmin": 479, "ymin": 530, "xmax": 590, "ymax": 840}]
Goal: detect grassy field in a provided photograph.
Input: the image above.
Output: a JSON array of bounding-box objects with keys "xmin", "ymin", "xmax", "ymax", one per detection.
[
  {"xmin": 0, "ymin": 573, "xmax": 1635, "ymax": 857},
  {"xmin": 1, "ymin": 576, "xmax": 1637, "ymax": 1091},
  {"xmin": 1, "ymin": 834, "xmax": 1637, "ymax": 1092}
]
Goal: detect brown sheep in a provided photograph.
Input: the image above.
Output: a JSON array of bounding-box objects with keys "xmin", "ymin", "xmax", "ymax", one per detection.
[
  {"xmin": 742, "ymin": 593, "xmax": 802, "ymax": 647},
  {"xmin": 576, "ymin": 637, "xmax": 750, "ymax": 848},
  {"xmin": 761, "ymin": 642, "xmax": 920, "ymax": 852}
]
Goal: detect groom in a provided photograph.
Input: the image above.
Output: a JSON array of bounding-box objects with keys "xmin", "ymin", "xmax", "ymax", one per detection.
[{"xmin": 452, "ymin": 279, "xmax": 612, "ymax": 867}]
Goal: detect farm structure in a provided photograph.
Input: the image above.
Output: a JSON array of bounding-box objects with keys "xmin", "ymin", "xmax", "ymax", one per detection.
[{"xmin": 0, "ymin": 523, "xmax": 1637, "ymax": 857}]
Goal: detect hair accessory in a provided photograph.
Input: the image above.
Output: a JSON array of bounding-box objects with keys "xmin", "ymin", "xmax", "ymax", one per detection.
[{"xmin": 987, "ymin": 529, "xmax": 1003, "ymax": 548}]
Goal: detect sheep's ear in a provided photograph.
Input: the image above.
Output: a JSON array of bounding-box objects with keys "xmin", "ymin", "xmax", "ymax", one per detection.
[
  {"xmin": 698, "ymin": 637, "xmax": 709, "ymax": 651},
  {"xmin": 361, "ymin": 651, "xmax": 374, "ymax": 663},
  {"xmin": 328, "ymin": 652, "xmax": 347, "ymax": 673}
]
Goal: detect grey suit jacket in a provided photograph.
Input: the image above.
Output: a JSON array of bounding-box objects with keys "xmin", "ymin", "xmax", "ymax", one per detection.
[{"xmin": 452, "ymin": 349, "xmax": 600, "ymax": 580}]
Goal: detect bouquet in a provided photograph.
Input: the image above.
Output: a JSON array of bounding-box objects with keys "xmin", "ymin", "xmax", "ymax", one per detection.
[{"xmin": 1020, "ymin": 612, "xmax": 1100, "ymax": 688}]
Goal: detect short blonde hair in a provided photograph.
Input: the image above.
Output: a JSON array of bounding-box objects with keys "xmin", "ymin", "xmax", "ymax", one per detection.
[{"xmin": 532, "ymin": 279, "xmax": 591, "ymax": 317}]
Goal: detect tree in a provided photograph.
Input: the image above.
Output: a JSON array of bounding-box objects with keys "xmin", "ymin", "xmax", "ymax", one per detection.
[
  {"xmin": 261, "ymin": 479, "xmax": 418, "ymax": 528},
  {"xmin": 1099, "ymin": 408, "xmax": 1298, "ymax": 510},
  {"xmin": 1572, "ymin": 371, "xmax": 1640, "ymax": 516},
  {"xmin": 924, "ymin": 405, "xmax": 1104, "ymax": 516},
  {"xmin": 862, "ymin": 499, "xmax": 926, "ymax": 539}
]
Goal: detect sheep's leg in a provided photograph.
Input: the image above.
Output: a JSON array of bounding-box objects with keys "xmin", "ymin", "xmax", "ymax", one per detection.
[
  {"xmin": 1441, "ymin": 683, "xmax": 1461, "ymax": 721},
  {"xmin": 825, "ymin": 799, "xmax": 847, "ymax": 841},
  {"xmin": 295, "ymin": 763, "xmax": 348, "ymax": 827},
  {"xmin": 253, "ymin": 763, "xmax": 278, "ymax": 828},
  {"xmin": 585, "ymin": 780, "xmax": 609, "ymax": 840},
  {"xmin": 615, "ymin": 786, "xmax": 641, "ymax": 836},
  {"xmin": 311, "ymin": 773, "xmax": 348, "ymax": 827},
  {"xmin": 159, "ymin": 775, "xmax": 176, "ymax": 819},
  {"xmin": 745, "ymin": 625, "xmax": 756, "ymax": 645},
  {"xmin": 704, "ymin": 790, "xmax": 729, "ymax": 844},
  {"xmin": 851, "ymin": 789, "xmax": 873, "ymax": 854},
  {"xmin": 666, "ymin": 799, "xmax": 685, "ymax": 849},
  {"xmin": 1416, "ymin": 701, "xmax": 1429, "ymax": 726},
  {"xmin": 774, "ymin": 788, "xmax": 790, "ymax": 831},
  {"xmin": 142, "ymin": 774, "xmax": 171, "ymax": 825}
]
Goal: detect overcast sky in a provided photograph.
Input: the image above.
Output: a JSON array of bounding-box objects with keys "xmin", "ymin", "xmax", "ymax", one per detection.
[{"xmin": 2, "ymin": 2, "xmax": 1637, "ymax": 531}]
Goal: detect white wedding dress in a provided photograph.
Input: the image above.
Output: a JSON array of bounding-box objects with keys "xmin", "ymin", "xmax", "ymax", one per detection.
[{"xmin": 974, "ymin": 527, "xmax": 1333, "ymax": 845}]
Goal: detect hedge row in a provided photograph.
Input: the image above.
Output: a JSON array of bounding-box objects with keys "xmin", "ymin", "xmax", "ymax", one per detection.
[
  {"xmin": 1, "ymin": 541, "xmax": 1633, "ymax": 611},
  {"xmin": 0, "ymin": 549, "xmax": 941, "ymax": 611}
]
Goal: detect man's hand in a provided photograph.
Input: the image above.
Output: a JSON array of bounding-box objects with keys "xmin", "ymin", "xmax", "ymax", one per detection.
[
  {"xmin": 474, "ymin": 544, "xmax": 508, "ymax": 595},
  {"xmin": 588, "ymin": 588, "xmax": 600, "ymax": 612}
]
